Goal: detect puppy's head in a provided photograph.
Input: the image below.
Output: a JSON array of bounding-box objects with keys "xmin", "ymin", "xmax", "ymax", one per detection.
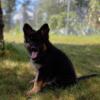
[{"xmin": 23, "ymin": 23, "xmax": 49, "ymax": 60}]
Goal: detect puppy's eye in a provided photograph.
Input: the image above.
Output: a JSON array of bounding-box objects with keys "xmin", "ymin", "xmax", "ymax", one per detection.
[
  {"xmin": 30, "ymin": 37, "xmax": 33, "ymax": 40},
  {"xmin": 27, "ymin": 39, "xmax": 31, "ymax": 42}
]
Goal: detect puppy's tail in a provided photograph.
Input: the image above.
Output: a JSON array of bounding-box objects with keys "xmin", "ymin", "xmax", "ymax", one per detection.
[{"xmin": 77, "ymin": 73, "xmax": 100, "ymax": 81}]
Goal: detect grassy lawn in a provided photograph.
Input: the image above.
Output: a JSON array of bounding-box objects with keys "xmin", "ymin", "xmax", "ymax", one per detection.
[{"xmin": 0, "ymin": 33, "xmax": 100, "ymax": 100}]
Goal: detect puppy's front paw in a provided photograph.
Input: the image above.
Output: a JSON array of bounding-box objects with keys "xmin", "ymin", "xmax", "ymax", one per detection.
[{"xmin": 26, "ymin": 87, "xmax": 40, "ymax": 96}]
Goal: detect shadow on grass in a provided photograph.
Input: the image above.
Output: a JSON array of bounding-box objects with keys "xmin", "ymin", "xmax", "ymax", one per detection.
[
  {"xmin": 0, "ymin": 42, "xmax": 100, "ymax": 98},
  {"xmin": 0, "ymin": 42, "xmax": 29, "ymax": 63},
  {"xmin": 1, "ymin": 42, "xmax": 100, "ymax": 63},
  {"xmin": 0, "ymin": 67, "xmax": 33, "ymax": 96},
  {"xmin": 55, "ymin": 43, "xmax": 100, "ymax": 73},
  {"xmin": 1, "ymin": 42, "xmax": 100, "ymax": 74}
]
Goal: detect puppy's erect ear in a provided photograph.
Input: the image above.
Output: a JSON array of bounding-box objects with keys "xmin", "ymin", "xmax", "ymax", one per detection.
[
  {"xmin": 23, "ymin": 23, "xmax": 35, "ymax": 36},
  {"xmin": 23, "ymin": 23, "xmax": 35, "ymax": 42},
  {"xmin": 40, "ymin": 23, "xmax": 49, "ymax": 34},
  {"xmin": 39, "ymin": 23, "xmax": 50, "ymax": 40}
]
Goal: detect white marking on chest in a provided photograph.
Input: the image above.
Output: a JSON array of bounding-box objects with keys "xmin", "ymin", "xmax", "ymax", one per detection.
[{"xmin": 30, "ymin": 59, "xmax": 41, "ymax": 72}]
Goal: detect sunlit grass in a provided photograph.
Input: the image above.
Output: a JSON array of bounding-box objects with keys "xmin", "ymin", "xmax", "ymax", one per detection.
[
  {"xmin": 50, "ymin": 34, "xmax": 100, "ymax": 45},
  {"xmin": 4, "ymin": 32, "xmax": 24, "ymax": 43},
  {"xmin": 4, "ymin": 33, "xmax": 100, "ymax": 44},
  {"xmin": 0, "ymin": 33, "xmax": 100, "ymax": 100}
]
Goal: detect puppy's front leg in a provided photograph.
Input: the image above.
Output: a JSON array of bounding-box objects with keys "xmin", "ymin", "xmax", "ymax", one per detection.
[
  {"xmin": 27, "ymin": 71, "xmax": 46, "ymax": 96},
  {"xmin": 29, "ymin": 79, "xmax": 35, "ymax": 84},
  {"xmin": 27, "ymin": 80, "xmax": 46, "ymax": 96}
]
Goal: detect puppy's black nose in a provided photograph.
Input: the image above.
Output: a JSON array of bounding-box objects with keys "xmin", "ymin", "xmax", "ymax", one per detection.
[{"xmin": 31, "ymin": 46, "xmax": 38, "ymax": 52}]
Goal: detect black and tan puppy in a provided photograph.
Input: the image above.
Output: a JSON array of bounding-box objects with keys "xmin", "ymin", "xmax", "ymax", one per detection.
[{"xmin": 23, "ymin": 23, "xmax": 77, "ymax": 96}]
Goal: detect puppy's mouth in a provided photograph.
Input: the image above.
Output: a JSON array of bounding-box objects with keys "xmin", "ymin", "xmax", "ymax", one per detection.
[
  {"xmin": 30, "ymin": 47, "xmax": 39, "ymax": 60},
  {"xmin": 31, "ymin": 51, "xmax": 38, "ymax": 60}
]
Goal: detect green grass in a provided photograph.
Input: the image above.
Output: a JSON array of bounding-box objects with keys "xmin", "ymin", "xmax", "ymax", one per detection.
[{"xmin": 0, "ymin": 33, "xmax": 100, "ymax": 100}]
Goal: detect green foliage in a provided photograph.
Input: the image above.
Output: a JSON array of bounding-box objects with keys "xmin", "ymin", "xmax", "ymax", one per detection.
[
  {"xmin": 88, "ymin": 0, "xmax": 100, "ymax": 26},
  {"xmin": 1, "ymin": 0, "xmax": 99, "ymax": 34},
  {"xmin": 49, "ymin": 12, "xmax": 77, "ymax": 30},
  {"xmin": 89, "ymin": 0, "xmax": 100, "ymax": 12},
  {"xmin": 57, "ymin": 12, "xmax": 67, "ymax": 29},
  {"xmin": 39, "ymin": 0, "xmax": 65, "ymax": 16},
  {"xmin": 2, "ymin": 0, "xmax": 16, "ymax": 30},
  {"xmin": 49, "ymin": 15, "xmax": 60, "ymax": 30},
  {"xmin": 76, "ymin": 0, "xmax": 89, "ymax": 7},
  {"xmin": 49, "ymin": 12, "xmax": 66, "ymax": 30}
]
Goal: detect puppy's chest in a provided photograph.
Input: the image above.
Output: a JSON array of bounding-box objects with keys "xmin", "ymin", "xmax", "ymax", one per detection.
[{"xmin": 30, "ymin": 59, "xmax": 41, "ymax": 71}]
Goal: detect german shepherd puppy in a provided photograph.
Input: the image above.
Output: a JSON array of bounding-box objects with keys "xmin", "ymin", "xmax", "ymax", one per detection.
[{"xmin": 23, "ymin": 23, "xmax": 77, "ymax": 96}]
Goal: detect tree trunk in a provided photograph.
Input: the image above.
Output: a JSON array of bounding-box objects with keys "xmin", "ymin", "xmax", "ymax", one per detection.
[{"xmin": 0, "ymin": 0, "xmax": 4, "ymax": 50}]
